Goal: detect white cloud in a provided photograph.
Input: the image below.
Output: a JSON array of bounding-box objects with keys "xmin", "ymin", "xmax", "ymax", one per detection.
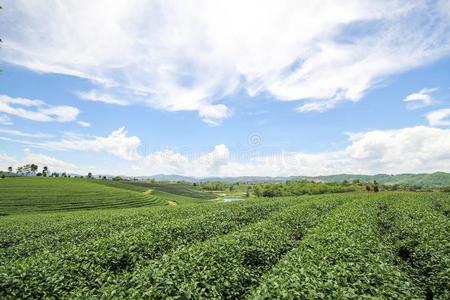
[
  {"xmin": 0, "ymin": 115, "xmax": 13, "ymax": 125},
  {"xmin": 2, "ymin": 1, "xmax": 450, "ymax": 122},
  {"xmin": 77, "ymin": 121, "xmax": 91, "ymax": 127},
  {"xmin": 0, "ymin": 128, "xmax": 54, "ymax": 138},
  {"xmin": 0, "ymin": 127, "xmax": 141, "ymax": 161},
  {"xmin": 131, "ymin": 126, "xmax": 450, "ymax": 176},
  {"xmin": 0, "ymin": 152, "xmax": 19, "ymax": 170},
  {"xmin": 403, "ymin": 87, "xmax": 438, "ymax": 109},
  {"xmin": 199, "ymin": 105, "xmax": 232, "ymax": 126},
  {"xmin": 41, "ymin": 127, "xmax": 141, "ymax": 160},
  {"xmin": 296, "ymin": 99, "xmax": 341, "ymax": 113},
  {"xmin": 2, "ymin": 149, "xmax": 126, "ymax": 175},
  {"xmin": 22, "ymin": 148, "xmax": 82, "ymax": 173},
  {"xmin": 137, "ymin": 144, "xmax": 230, "ymax": 177},
  {"xmin": 0, "ymin": 94, "xmax": 80, "ymax": 123},
  {"xmin": 3, "ymin": 126, "xmax": 450, "ymax": 176},
  {"xmin": 76, "ymin": 90, "xmax": 130, "ymax": 106},
  {"xmin": 426, "ymin": 108, "xmax": 450, "ymax": 126}
]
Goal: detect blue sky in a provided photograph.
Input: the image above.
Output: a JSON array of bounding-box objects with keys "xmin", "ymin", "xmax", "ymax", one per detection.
[{"xmin": 1, "ymin": 1, "xmax": 450, "ymax": 177}]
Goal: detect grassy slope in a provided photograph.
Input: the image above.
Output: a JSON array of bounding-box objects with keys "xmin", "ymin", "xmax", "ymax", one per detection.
[{"xmin": 0, "ymin": 177, "xmax": 167, "ymax": 215}]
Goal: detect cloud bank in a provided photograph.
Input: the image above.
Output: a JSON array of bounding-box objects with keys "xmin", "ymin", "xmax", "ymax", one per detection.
[
  {"xmin": 2, "ymin": 0, "xmax": 450, "ymax": 123},
  {"xmin": 4, "ymin": 126, "xmax": 450, "ymax": 177}
]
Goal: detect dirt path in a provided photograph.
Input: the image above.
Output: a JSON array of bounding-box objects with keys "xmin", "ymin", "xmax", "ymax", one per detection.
[
  {"xmin": 143, "ymin": 189, "xmax": 153, "ymax": 195},
  {"xmin": 167, "ymin": 201, "xmax": 177, "ymax": 206}
]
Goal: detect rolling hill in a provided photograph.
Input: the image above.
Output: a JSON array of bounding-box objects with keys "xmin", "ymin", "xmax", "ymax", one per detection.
[{"xmin": 0, "ymin": 177, "xmax": 168, "ymax": 215}]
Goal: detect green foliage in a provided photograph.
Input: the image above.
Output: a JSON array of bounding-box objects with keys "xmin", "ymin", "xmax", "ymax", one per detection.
[
  {"xmin": 0, "ymin": 191, "xmax": 448, "ymax": 298},
  {"xmin": 0, "ymin": 198, "xmax": 296, "ymax": 298},
  {"xmin": 252, "ymin": 195, "xmax": 426, "ymax": 298},
  {"xmin": 377, "ymin": 194, "xmax": 450, "ymax": 299},
  {"xmin": 107, "ymin": 195, "xmax": 348, "ymax": 299},
  {"xmin": 254, "ymin": 180, "xmax": 356, "ymax": 197}
]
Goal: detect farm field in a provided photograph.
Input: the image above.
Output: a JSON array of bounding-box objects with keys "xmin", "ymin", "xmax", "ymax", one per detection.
[
  {"xmin": 0, "ymin": 183, "xmax": 449, "ymax": 299},
  {"xmin": 0, "ymin": 177, "xmax": 213, "ymax": 215}
]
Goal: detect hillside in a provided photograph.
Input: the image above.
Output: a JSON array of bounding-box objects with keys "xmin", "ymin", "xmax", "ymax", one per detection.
[
  {"xmin": 96, "ymin": 180, "xmax": 215, "ymax": 200},
  {"xmin": 0, "ymin": 177, "xmax": 167, "ymax": 215}
]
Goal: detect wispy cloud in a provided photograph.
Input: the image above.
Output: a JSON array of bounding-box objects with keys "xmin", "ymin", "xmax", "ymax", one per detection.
[
  {"xmin": 77, "ymin": 121, "xmax": 91, "ymax": 128},
  {"xmin": 0, "ymin": 127, "xmax": 54, "ymax": 138},
  {"xmin": 0, "ymin": 94, "xmax": 80, "ymax": 123},
  {"xmin": 403, "ymin": 87, "xmax": 438, "ymax": 109},
  {"xmin": 76, "ymin": 90, "xmax": 130, "ymax": 106},
  {"xmin": 0, "ymin": 114, "xmax": 13, "ymax": 125},
  {"xmin": 2, "ymin": 1, "xmax": 450, "ymax": 122},
  {"xmin": 426, "ymin": 108, "xmax": 450, "ymax": 126}
]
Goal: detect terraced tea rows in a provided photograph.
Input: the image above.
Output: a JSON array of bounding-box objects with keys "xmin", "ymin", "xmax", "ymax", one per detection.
[
  {"xmin": 0, "ymin": 178, "xmax": 168, "ymax": 215},
  {"xmin": 0, "ymin": 191, "xmax": 448, "ymax": 299}
]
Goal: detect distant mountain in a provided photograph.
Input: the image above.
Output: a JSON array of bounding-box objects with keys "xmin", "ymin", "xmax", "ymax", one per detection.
[{"xmin": 140, "ymin": 172, "xmax": 450, "ymax": 187}]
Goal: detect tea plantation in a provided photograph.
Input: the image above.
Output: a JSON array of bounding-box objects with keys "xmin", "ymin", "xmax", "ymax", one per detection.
[
  {"xmin": 0, "ymin": 178, "xmax": 449, "ymax": 299},
  {"xmin": 0, "ymin": 177, "xmax": 212, "ymax": 215}
]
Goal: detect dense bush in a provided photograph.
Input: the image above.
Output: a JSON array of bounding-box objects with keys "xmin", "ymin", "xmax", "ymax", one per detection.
[{"xmin": 253, "ymin": 180, "xmax": 356, "ymax": 197}]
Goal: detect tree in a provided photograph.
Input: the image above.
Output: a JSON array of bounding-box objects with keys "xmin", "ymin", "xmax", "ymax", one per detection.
[
  {"xmin": 43, "ymin": 166, "xmax": 49, "ymax": 177},
  {"xmin": 30, "ymin": 164, "xmax": 38, "ymax": 173},
  {"xmin": 373, "ymin": 180, "xmax": 379, "ymax": 193},
  {"xmin": 87, "ymin": 172, "xmax": 93, "ymax": 179},
  {"xmin": 365, "ymin": 185, "xmax": 371, "ymax": 192},
  {"xmin": 7, "ymin": 166, "xmax": 12, "ymax": 173},
  {"xmin": 16, "ymin": 166, "xmax": 23, "ymax": 175}
]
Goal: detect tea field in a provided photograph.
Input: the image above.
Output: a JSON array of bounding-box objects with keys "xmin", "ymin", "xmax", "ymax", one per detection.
[
  {"xmin": 0, "ymin": 179, "xmax": 449, "ymax": 299},
  {"xmin": 0, "ymin": 177, "xmax": 212, "ymax": 215}
]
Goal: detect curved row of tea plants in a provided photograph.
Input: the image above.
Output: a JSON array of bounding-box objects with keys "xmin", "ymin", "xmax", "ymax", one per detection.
[
  {"xmin": 1, "ymin": 201, "xmax": 221, "ymax": 263},
  {"xmin": 94, "ymin": 194, "xmax": 350, "ymax": 299},
  {"xmin": 0, "ymin": 177, "xmax": 167, "ymax": 215},
  {"xmin": 377, "ymin": 194, "xmax": 450, "ymax": 299},
  {"xmin": 252, "ymin": 195, "xmax": 428, "ymax": 299},
  {"xmin": 0, "ymin": 197, "xmax": 299, "ymax": 298},
  {"xmin": 0, "ymin": 192, "xmax": 448, "ymax": 299}
]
